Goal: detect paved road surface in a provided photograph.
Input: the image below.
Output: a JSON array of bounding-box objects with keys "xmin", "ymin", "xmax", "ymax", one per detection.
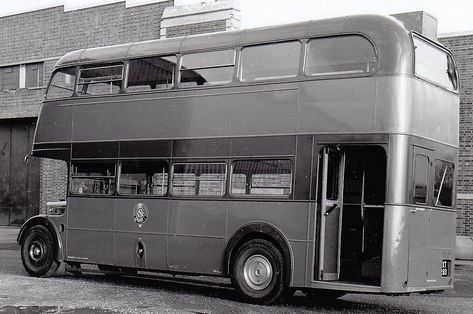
[{"xmin": 1, "ymin": 227, "xmax": 473, "ymax": 313}]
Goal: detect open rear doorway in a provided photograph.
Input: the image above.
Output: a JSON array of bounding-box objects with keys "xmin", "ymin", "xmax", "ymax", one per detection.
[{"xmin": 316, "ymin": 145, "xmax": 386, "ymax": 285}]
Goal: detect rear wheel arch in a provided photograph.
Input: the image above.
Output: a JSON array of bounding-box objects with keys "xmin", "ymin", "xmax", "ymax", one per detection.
[{"xmin": 225, "ymin": 222, "xmax": 293, "ymax": 286}]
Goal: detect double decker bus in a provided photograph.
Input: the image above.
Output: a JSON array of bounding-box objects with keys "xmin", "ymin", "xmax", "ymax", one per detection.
[{"xmin": 18, "ymin": 14, "xmax": 459, "ymax": 304}]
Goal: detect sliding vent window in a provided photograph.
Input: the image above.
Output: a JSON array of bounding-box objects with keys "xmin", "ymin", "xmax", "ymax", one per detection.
[
  {"xmin": 433, "ymin": 160, "xmax": 454, "ymax": 207},
  {"xmin": 70, "ymin": 163, "xmax": 116, "ymax": 195},
  {"xmin": 78, "ymin": 64, "xmax": 123, "ymax": 96},
  {"xmin": 305, "ymin": 36, "xmax": 377, "ymax": 77},
  {"xmin": 179, "ymin": 50, "xmax": 235, "ymax": 87},
  {"xmin": 127, "ymin": 56, "xmax": 176, "ymax": 92},
  {"xmin": 231, "ymin": 160, "xmax": 292, "ymax": 197},
  {"xmin": 120, "ymin": 161, "xmax": 168, "ymax": 195},
  {"xmin": 172, "ymin": 163, "xmax": 227, "ymax": 197},
  {"xmin": 240, "ymin": 41, "xmax": 301, "ymax": 82},
  {"xmin": 47, "ymin": 67, "xmax": 76, "ymax": 99}
]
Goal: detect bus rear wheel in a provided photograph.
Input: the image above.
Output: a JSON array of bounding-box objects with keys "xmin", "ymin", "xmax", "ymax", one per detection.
[
  {"xmin": 231, "ymin": 239, "xmax": 286, "ymax": 305},
  {"xmin": 21, "ymin": 225, "xmax": 59, "ymax": 278}
]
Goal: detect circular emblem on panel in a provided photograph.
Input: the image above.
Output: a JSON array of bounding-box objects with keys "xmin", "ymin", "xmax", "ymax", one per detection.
[{"xmin": 133, "ymin": 203, "xmax": 149, "ymax": 228}]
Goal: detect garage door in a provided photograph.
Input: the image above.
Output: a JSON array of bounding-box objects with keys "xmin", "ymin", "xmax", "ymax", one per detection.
[{"xmin": 0, "ymin": 118, "xmax": 40, "ymax": 226}]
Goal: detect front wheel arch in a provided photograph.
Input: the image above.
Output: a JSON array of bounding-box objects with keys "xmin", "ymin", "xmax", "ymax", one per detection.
[{"xmin": 17, "ymin": 216, "xmax": 63, "ymax": 261}]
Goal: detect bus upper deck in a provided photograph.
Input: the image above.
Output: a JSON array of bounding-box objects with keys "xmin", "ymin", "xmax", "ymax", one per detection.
[{"xmin": 33, "ymin": 14, "xmax": 458, "ymax": 158}]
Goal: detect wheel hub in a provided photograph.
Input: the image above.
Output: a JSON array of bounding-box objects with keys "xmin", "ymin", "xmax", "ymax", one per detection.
[
  {"xmin": 29, "ymin": 241, "xmax": 45, "ymax": 263},
  {"xmin": 243, "ymin": 254, "xmax": 272, "ymax": 290}
]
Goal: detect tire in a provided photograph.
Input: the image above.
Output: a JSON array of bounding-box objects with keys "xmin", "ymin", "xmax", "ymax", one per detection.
[
  {"xmin": 231, "ymin": 239, "xmax": 286, "ymax": 305},
  {"xmin": 21, "ymin": 225, "xmax": 59, "ymax": 278}
]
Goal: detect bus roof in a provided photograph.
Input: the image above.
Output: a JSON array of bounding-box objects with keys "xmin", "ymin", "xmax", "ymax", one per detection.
[{"xmin": 55, "ymin": 14, "xmax": 415, "ymax": 76}]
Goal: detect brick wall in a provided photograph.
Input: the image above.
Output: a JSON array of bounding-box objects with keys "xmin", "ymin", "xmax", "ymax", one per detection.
[
  {"xmin": 0, "ymin": 1, "xmax": 173, "ymax": 64},
  {"xmin": 40, "ymin": 159, "xmax": 68, "ymax": 212},
  {"xmin": 0, "ymin": 1, "xmax": 174, "ymax": 214},
  {"xmin": 440, "ymin": 34, "xmax": 473, "ymax": 236},
  {"xmin": 0, "ymin": 2, "xmax": 173, "ymax": 120},
  {"xmin": 0, "ymin": 0, "xmax": 238, "ymax": 214},
  {"xmin": 166, "ymin": 19, "xmax": 227, "ymax": 37}
]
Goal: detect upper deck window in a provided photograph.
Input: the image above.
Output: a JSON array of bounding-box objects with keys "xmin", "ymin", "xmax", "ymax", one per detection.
[
  {"xmin": 305, "ymin": 35, "xmax": 377, "ymax": 77},
  {"xmin": 127, "ymin": 56, "xmax": 176, "ymax": 92},
  {"xmin": 47, "ymin": 67, "xmax": 77, "ymax": 99},
  {"xmin": 78, "ymin": 64, "xmax": 123, "ymax": 96},
  {"xmin": 240, "ymin": 41, "xmax": 301, "ymax": 82},
  {"xmin": 414, "ymin": 36, "xmax": 458, "ymax": 91},
  {"xmin": 179, "ymin": 50, "xmax": 235, "ymax": 87}
]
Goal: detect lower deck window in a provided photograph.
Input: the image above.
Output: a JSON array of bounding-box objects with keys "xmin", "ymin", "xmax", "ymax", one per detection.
[
  {"xmin": 434, "ymin": 160, "xmax": 454, "ymax": 207},
  {"xmin": 119, "ymin": 160, "xmax": 168, "ymax": 195},
  {"xmin": 171, "ymin": 163, "xmax": 227, "ymax": 197},
  {"xmin": 231, "ymin": 160, "xmax": 292, "ymax": 197},
  {"xmin": 70, "ymin": 163, "xmax": 116, "ymax": 195}
]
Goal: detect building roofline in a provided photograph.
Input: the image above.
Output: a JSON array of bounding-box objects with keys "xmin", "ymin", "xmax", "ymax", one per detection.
[
  {"xmin": 439, "ymin": 30, "xmax": 473, "ymax": 38},
  {"xmin": 0, "ymin": 1, "xmax": 168, "ymax": 18}
]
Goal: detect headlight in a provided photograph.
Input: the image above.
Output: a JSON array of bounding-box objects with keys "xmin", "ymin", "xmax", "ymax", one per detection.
[{"xmin": 47, "ymin": 200, "xmax": 66, "ymax": 216}]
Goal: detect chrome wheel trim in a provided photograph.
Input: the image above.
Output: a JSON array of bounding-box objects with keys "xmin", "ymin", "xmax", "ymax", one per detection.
[
  {"xmin": 29, "ymin": 240, "xmax": 45, "ymax": 263},
  {"xmin": 243, "ymin": 254, "xmax": 273, "ymax": 291}
]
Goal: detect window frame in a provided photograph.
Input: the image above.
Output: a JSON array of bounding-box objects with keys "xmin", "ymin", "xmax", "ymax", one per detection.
[
  {"xmin": 178, "ymin": 49, "xmax": 237, "ymax": 88},
  {"xmin": 117, "ymin": 160, "xmax": 170, "ymax": 197},
  {"xmin": 412, "ymin": 32, "xmax": 459, "ymax": 93},
  {"xmin": 413, "ymin": 154, "xmax": 430, "ymax": 205},
  {"xmin": 303, "ymin": 34, "xmax": 378, "ymax": 80},
  {"xmin": 69, "ymin": 161, "xmax": 117, "ymax": 196},
  {"xmin": 432, "ymin": 159, "xmax": 455, "ymax": 208},
  {"xmin": 229, "ymin": 159, "xmax": 294, "ymax": 199},
  {"xmin": 125, "ymin": 55, "xmax": 177, "ymax": 93},
  {"xmin": 25, "ymin": 62, "xmax": 45, "ymax": 89},
  {"xmin": 238, "ymin": 40, "xmax": 303, "ymax": 83},
  {"xmin": 170, "ymin": 162, "xmax": 228, "ymax": 198},
  {"xmin": 46, "ymin": 66, "xmax": 78, "ymax": 100},
  {"xmin": 1, "ymin": 65, "xmax": 20, "ymax": 91},
  {"xmin": 77, "ymin": 62, "xmax": 125, "ymax": 97}
]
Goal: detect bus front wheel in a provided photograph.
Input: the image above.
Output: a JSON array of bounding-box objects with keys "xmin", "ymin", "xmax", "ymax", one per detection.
[
  {"xmin": 231, "ymin": 239, "xmax": 286, "ymax": 304},
  {"xmin": 21, "ymin": 225, "xmax": 59, "ymax": 278}
]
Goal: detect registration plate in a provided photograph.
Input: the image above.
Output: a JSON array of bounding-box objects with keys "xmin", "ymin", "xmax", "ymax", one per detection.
[{"xmin": 441, "ymin": 260, "xmax": 451, "ymax": 277}]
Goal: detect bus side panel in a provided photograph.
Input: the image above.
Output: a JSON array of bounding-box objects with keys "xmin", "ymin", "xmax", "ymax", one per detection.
[
  {"xmin": 34, "ymin": 101, "xmax": 72, "ymax": 144},
  {"xmin": 298, "ymin": 78, "xmax": 376, "ymax": 134},
  {"xmin": 426, "ymin": 209, "xmax": 455, "ymax": 288},
  {"xmin": 407, "ymin": 207, "xmax": 429, "ymax": 289},
  {"xmin": 226, "ymin": 201, "xmax": 310, "ymax": 287},
  {"xmin": 381, "ymin": 205, "xmax": 410, "ymax": 293},
  {"xmin": 66, "ymin": 197, "xmax": 115, "ymax": 265},
  {"xmin": 114, "ymin": 199, "xmax": 168, "ymax": 270},
  {"xmin": 167, "ymin": 200, "xmax": 226, "ymax": 275},
  {"xmin": 374, "ymin": 77, "xmax": 459, "ymax": 147},
  {"xmin": 172, "ymin": 87, "xmax": 299, "ymax": 138},
  {"xmin": 71, "ymin": 97, "xmax": 174, "ymax": 142}
]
